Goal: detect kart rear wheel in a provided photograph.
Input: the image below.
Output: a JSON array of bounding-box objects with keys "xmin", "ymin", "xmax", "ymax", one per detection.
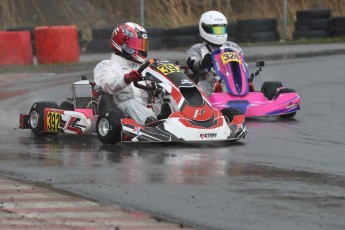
[
  {"xmin": 277, "ymin": 88, "xmax": 297, "ymax": 119},
  {"xmin": 261, "ymin": 81, "xmax": 283, "ymax": 100},
  {"xmin": 29, "ymin": 101, "xmax": 59, "ymax": 137},
  {"xmin": 280, "ymin": 112, "xmax": 296, "ymax": 119},
  {"xmin": 274, "ymin": 87, "xmax": 296, "ymax": 99},
  {"xmin": 96, "ymin": 109, "xmax": 122, "ymax": 145},
  {"xmin": 221, "ymin": 107, "xmax": 243, "ymax": 123},
  {"xmin": 60, "ymin": 101, "xmax": 74, "ymax": 111}
]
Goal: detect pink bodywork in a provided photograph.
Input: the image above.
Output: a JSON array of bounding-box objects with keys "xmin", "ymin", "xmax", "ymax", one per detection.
[
  {"xmin": 75, "ymin": 109, "xmax": 94, "ymax": 118},
  {"xmin": 209, "ymin": 92, "xmax": 300, "ymax": 117}
]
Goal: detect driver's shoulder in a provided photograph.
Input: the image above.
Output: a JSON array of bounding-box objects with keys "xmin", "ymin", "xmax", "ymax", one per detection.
[{"xmin": 188, "ymin": 43, "xmax": 204, "ymax": 52}]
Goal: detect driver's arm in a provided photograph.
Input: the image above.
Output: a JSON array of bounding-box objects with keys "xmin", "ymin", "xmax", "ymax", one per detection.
[
  {"xmin": 186, "ymin": 44, "xmax": 209, "ymax": 74},
  {"xmin": 93, "ymin": 60, "xmax": 130, "ymax": 94}
]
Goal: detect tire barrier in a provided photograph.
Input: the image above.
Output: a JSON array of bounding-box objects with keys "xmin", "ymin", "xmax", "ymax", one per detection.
[
  {"xmin": 163, "ymin": 25, "xmax": 201, "ymax": 48},
  {"xmin": 236, "ymin": 18, "xmax": 279, "ymax": 43},
  {"xmin": 164, "ymin": 34, "xmax": 202, "ymax": 49},
  {"xmin": 330, "ymin": 17, "xmax": 345, "ymax": 37},
  {"xmin": 83, "ymin": 12, "xmax": 341, "ymax": 52},
  {"xmin": 35, "ymin": 25, "xmax": 79, "ymax": 64},
  {"xmin": 91, "ymin": 27, "xmax": 113, "ymax": 40},
  {"xmin": 87, "ymin": 26, "xmax": 201, "ymax": 52},
  {"xmin": 293, "ymin": 9, "xmax": 332, "ymax": 40},
  {"xmin": 6, "ymin": 26, "xmax": 85, "ymax": 55},
  {"xmin": 7, "ymin": 26, "xmax": 36, "ymax": 55},
  {"xmin": 86, "ymin": 19, "xmax": 281, "ymax": 52},
  {"xmin": 228, "ymin": 22, "xmax": 238, "ymax": 42},
  {"xmin": 0, "ymin": 31, "xmax": 33, "ymax": 66},
  {"xmin": 86, "ymin": 27, "xmax": 113, "ymax": 53},
  {"xmin": 87, "ymin": 39, "xmax": 110, "ymax": 53}
]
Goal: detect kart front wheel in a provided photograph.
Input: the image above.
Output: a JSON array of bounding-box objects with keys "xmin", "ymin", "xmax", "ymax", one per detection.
[
  {"xmin": 261, "ymin": 81, "xmax": 283, "ymax": 100},
  {"xmin": 96, "ymin": 109, "xmax": 122, "ymax": 145},
  {"xmin": 29, "ymin": 101, "xmax": 59, "ymax": 137},
  {"xmin": 221, "ymin": 107, "xmax": 243, "ymax": 123}
]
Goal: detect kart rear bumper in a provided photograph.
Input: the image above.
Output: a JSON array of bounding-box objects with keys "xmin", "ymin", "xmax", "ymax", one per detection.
[{"xmin": 19, "ymin": 113, "xmax": 30, "ymax": 129}]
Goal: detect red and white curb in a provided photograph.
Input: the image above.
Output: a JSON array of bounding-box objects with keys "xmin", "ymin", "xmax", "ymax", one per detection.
[{"xmin": 0, "ymin": 178, "xmax": 193, "ymax": 230}]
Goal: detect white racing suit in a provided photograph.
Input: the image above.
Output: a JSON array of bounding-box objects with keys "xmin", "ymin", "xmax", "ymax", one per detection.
[
  {"xmin": 94, "ymin": 54, "xmax": 156, "ymax": 125},
  {"xmin": 186, "ymin": 41, "xmax": 244, "ymax": 97}
]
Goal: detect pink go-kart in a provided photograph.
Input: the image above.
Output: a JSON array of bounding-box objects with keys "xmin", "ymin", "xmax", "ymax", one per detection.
[{"xmin": 208, "ymin": 47, "xmax": 300, "ymax": 119}]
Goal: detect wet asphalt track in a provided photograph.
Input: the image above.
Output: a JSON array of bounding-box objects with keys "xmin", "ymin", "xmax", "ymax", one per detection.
[{"xmin": 1, "ymin": 54, "xmax": 345, "ymax": 230}]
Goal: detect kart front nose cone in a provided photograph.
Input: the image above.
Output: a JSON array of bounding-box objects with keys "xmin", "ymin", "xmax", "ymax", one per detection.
[
  {"xmin": 30, "ymin": 111, "xmax": 38, "ymax": 128},
  {"xmin": 98, "ymin": 118, "xmax": 110, "ymax": 136}
]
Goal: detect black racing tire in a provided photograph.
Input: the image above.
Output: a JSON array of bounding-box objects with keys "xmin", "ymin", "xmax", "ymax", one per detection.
[
  {"xmin": 86, "ymin": 39, "xmax": 110, "ymax": 53},
  {"xmin": 164, "ymin": 25, "xmax": 199, "ymax": 36},
  {"xmin": 332, "ymin": 28, "xmax": 345, "ymax": 36},
  {"xmin": 60, "ymin": 101, "xmax": 74, "ymax": 111},
  {"xmin": 146, "ymin": 27, "xmax": 166, "ymax": 36},
  {"xmin": 239, "ymin": 31, "xmax": 280, "ymax": 43},
  {"xmin": 91, "ymin": 27, "xmax": 113, "ymax": 40},
  {"xmin": 331, "ymin": 17, "xmax": 345, "ymax": 36},
  {"xmin": 273, "ymin": 87, "xmax": 296, "ymax": 100},
  {"xmin": 280, "ymin": 112, "xmax": 296, "ymax": 119},
  {"xmin": 295, "ymin": 19, "xmax": 330, "ymax": 31},
  {"xmin": 261, "ymin": 81, "xmax": 283, "ymax": 100},
  {"xmin": 96, "ymin": 109, "xmax": 123, "ymax": 145},
  {"xmin": 164, "ymin": 35, "xmax": 201, "ymax": 48},
  {"xmin": 149, "ymin": 37, "xmax": 165, "ymax": 50},
  {"xmin": 29, "ymin": 101, "xmax": 59, "ymax": 137},
  {"xmin": 293, "ymin": 30, "xmax": 331, "ymax": 40},
  {"xmin": 331, "ymin": 17, "xmax": 345, "ymax": 28},
  {"xmin": 97, "ymin": 93, "xmax": 117, "ymax": 115},
  {"xmin": 296, "ymin": 9, "xmax": 330, "ymax": 21},
  {"xmin": 228, "ymin": 22, "xmax": 238, "ymax": 37},
  {"xmin": 237, "ymin": 18, "xmax": 277, "ymax": 33},
  {"xmin": 220, "ymin": 107, "xmax": 243, "ymax": 123}
]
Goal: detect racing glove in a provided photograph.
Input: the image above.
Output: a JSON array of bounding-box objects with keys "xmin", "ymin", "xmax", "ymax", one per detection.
[
  {"xmin": 124, "ymin": 70, "xmax": 141, "ymax": 84},
  {"xmin": 200, "ymin": 53, "xmax": 213, "ymax": 69}
]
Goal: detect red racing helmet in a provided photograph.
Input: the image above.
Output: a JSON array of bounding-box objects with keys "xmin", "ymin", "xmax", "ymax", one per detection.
[{"xmin": 111, "ymin": 22, "xmax": 149, "ymax": 64}]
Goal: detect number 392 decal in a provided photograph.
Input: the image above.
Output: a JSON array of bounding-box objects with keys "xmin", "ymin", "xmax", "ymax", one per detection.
[{"xmin": 46, "ymin": 111, "xmax": 60, "ymax": 132}]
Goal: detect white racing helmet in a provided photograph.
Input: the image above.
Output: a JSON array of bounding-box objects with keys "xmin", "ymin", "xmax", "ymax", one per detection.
[{"xmin": 199, "ymin": 11, "xmax": 228, "ymax": 46}]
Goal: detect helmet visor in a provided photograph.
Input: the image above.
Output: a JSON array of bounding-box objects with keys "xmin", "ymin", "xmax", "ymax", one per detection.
[
  {"xmin": 202, "ymin": 23, "xmax": 227, "ymax": 35},
  {"xmin": 126, "ymin": 38, "xmax": 149, "ymax": 52}
]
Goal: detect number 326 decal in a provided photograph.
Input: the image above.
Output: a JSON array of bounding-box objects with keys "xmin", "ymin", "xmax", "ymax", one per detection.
[{"xmin": 221, "ymin": 52, "xmax": 241, "ymax": 65}]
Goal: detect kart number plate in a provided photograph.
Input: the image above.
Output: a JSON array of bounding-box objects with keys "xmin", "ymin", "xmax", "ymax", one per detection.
[
  {"xmin": 47, "ymin": 111, "xmax": 60, "ymax": 132},
  {"xmin": 221, "ymin": 52, "xmax": 241, "ymax": 65},
  {"xmin": 157, "ymin": 64, "xmax": 180, "ymax": 75}
]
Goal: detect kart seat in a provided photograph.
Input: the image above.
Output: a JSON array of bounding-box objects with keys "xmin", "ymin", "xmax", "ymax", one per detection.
[{"xmin": 157, "ymin": 103, "xmax": 172, "ymax": 120}]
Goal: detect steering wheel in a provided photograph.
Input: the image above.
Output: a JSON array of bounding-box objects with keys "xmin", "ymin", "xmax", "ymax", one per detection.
[{"xmin": 133, "ymin": 59, "xmax": 156, "ymax": 91}]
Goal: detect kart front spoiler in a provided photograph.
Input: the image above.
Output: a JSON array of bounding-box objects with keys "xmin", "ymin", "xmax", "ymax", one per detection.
[{"xmin": 121, "ymin": 115, "xmax": 246, "ymax": 143}]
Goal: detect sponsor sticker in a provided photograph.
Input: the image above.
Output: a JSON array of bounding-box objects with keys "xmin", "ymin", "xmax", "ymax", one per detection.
[
  {"xmin": 286, "ymin": 102, "xmax": 300, "ymax": 109},
  {"xmin": 194, "ymin": 109, "xmax": 206, "ymax": 118},
  {"xmin": 200, "ymin": 133, "xmax": 217, "ymax": 139}
]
